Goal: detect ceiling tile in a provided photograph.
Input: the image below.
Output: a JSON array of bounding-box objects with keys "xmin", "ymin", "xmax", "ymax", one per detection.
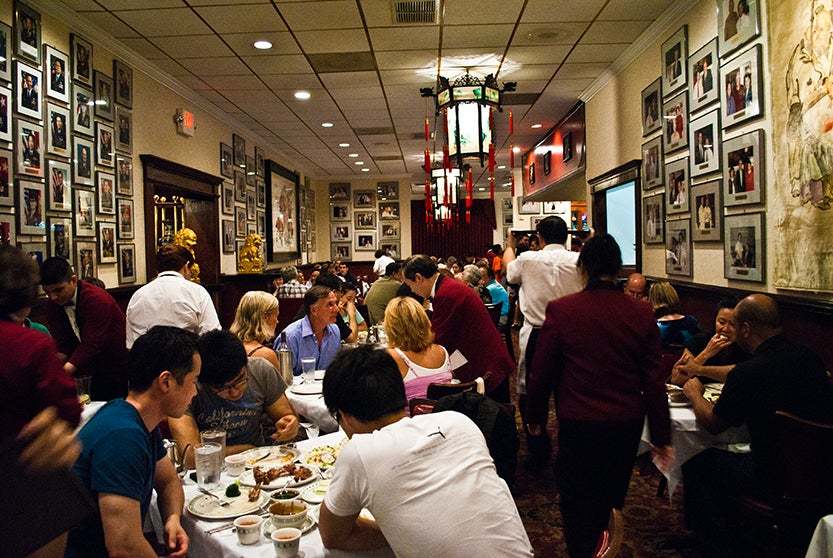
[
  {"xmin": 369, "ymin": 26, "xmax": 439, "ymax": 51},
  {"xmin": 202, "ymin": 75, "xmax": 267, "ymax": 90},
  {"xmin": 151, "ymin": 35, "xmax": 234, "ymax": 58},
  {"xmin": 320, "ymin": 71, "xmax": 379, "ymax": 88},
  {"xmin": 379, "ymin": 69, "xmax": 436, "ymax": 86},
  {"xmin": 194, "ymin": 5, "xmax": 287, "ymax": 33},
  {"xmin": 278, "ymin": 0, "xmax": 363, "ymax": 29},
  {"xmin": 261, "ymin": 74, "xmax": 324, "ymax": 90},
  {"xmin": 308, "ymin": 52, "xmax": 376, "ymax": 72},
  {"xmin": 512, "ymin": 22, "xmax": 585, "ymax": 46},
  {"xmin": 339, "ymin": 98, "xmax": 388, "ymax": 113},
  {"xmin": 176, "ymin": 75, "xmax": 212, "ymax": 90},
  {"xmin": 442, "ymin": 24, "xmax": 514, "ymax": 48},
  {"xmin": 444, "ymin": 0, "xmax": 525, "ymax": 24},
  {"xmin": 222, "ymin": 32, "xmax": 301, "ymax": 56},
  {"xmin": 566, "ymin": 43, "xmax": 629, "ymax": 64},
  {"xmin": 115, "ymin": 8, "xmax": 211, "ymax": 36},
  {"xmin": 98, "ymin": 0, "xmax": 184, "ymax": 7},
  {"xmin": 151, "ymin": 58, "xmax": 191, "ymax": 76},
  {"xmin": 522, "ymin": 0, "xmax": 606, "ymax": 22},
  {"xmin": 329, "ymin": 86, "xmax": 385, "ymax": 100},
  {"xmin": 598, "ymin": 0, "xmax": 675, "ymax": 20},
  {"xmin": 62, "ymin": 0, "xmax": 104, "ymax": 10},
  {"xmin": 555, "ymin": 62, "xmax": 609, "ymax": 79},
  {"xmin": 119, "ymin": 38, "xmax": 168, "ymax": 59},
  {"xmin": 505, "ymin": 45, "xmax": 571, "ymax": 65},
  {"xmin": 178, "ymin": 57, "xmax": 252, "ymax": 76},
  {"xmin": 189, "ymin": 0, "xmax": 270, "ymax": 4},
  {"xmin": 582, "ymin": 20, "xmax": 651, "ymax": 43},
  {"xmin": 195, "ymin": 90, "xmax": 241, "ymax": 111},
  {"xmin": 374, "ymin": 50, "xmax": 437, "ymax": 70},
  {"xmin": 243, "ymin": 55, "xmax": 313, "ymax": 74},
  {"xmin": 81, "ymin": 11, "xmax": 140, "ymax": 38},
  {"xmin": 544, "ymin": 77, "xmax": 594, "ymax": 92},
  {"xmin": 514, "ymin": 79, "xmax": 550, "ymax": 94},
  {"xmin": 295, "ymin": 29, "xmax": 369, "ymax": 54}
]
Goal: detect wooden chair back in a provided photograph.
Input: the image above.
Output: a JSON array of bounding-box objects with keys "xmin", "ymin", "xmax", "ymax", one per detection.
[
  {"xmin": 776, "ymin": 411, "xmax": 833, "ymax": 505},
  {"xmin": 484, "ymin": 303, "xmax": 501, "ymax": 326},
  {"xmin": 408, "ymin": 398, "xmax": 437, "ymax": 416},
  {"xmin": 276, "ymin": 297, "xmax": 305, "ymax": 334},
  {"xmin": 427, "ymin": 380, "xmax": 478, "ymax": 400}
]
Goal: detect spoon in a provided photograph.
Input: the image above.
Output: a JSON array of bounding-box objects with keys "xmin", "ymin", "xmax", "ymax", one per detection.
[{"xmin": 199, "ymin": 487, "xmax": 231, "ymax": 506}]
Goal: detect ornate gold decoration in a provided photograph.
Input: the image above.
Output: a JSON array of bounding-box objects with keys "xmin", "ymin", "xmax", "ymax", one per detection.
[
  {"xmin": 238, "ymin": 233, "xmax": 264, "ymax": 273},
  {"xmin": 173, "ymin": 227, "xmax": 201, "ymax": 283}
]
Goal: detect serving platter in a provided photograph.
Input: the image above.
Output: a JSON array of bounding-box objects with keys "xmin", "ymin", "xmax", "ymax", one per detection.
[{"xmin": 186, "ymin": 491, "xmax": 268, "ymax": 520}]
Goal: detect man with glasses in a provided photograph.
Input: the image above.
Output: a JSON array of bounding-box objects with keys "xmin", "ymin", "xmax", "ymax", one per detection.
[{"xmin": 168, "ymin": 330, "xmax": 298, "ymax": 467}]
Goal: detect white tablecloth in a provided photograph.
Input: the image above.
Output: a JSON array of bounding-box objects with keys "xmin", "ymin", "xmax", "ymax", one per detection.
[
  {"xmin": 286, "ymin": 379, "xmax": 339, "ymax": 434},
  {"xmin": 180, "ymin": 432, "xmax": 393, "ymax": 558},
  {"xmin": 641, "ymin": 406, "xmax": 750, "ymax": 497},
  {"xmin": 806, "ymin": 515, "xmax": 833, "ymax": 558}
]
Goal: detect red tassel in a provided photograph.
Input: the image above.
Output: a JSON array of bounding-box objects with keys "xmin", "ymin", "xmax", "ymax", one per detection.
[
  {"xmin": 465, "ymin": 168, "xmax": 473, "ymax": 224},
  {"xmin": 423, "ymin": 148, "xmax": 431, "ymax": 174},
  {"xmin": 425, "ymin": 178, "xmax": 432, "ymax": 224},
  {"xmin": 443, "ymin": 168, "xmax": 449, "ymax": 205},
  {"xmin": 509, "ymin": 111, "xmax": 514, "ymax": 136},
  {"xmin": 509, "ymin": 145, "xmax": 515, "ymax": 169},
  {"xmin": 488, "ymin": 143, "xmax": 495, "ymax": 200},
  {"xmin": 424, "ymin": 118, "xmax": 430, "ymax": 142}
]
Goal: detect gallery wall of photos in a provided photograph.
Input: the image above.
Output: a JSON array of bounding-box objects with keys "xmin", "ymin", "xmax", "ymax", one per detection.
[
  {"xmin": 328, "ymin": 181, "xmax": 401, "ymax": 262},
  {"xmin": 0, "ymin": 1, "xmax": 137, "ymax": 285},
  {"xmin": 639, "ymin": 0, "xmax": 766, "ymax": 283}
]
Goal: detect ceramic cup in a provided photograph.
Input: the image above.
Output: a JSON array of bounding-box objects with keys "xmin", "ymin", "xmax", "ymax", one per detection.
[
  {"xmin": 233, "ymin": 515, "xmax": 263, "ymax": 545},
  {"xmin": 269, "ymin": 500, "xmax": 308, "ymax": 530},
  {"xmin": 224, "ymin": 454, "xmax": 247, "ymax": 477},
  {"xmin": 271, "ymin": 527, "xmax": 301, "ymax": 558}
]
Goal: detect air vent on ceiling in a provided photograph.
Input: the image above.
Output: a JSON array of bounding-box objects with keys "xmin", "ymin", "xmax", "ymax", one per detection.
[
  {"xmin": 392, "ymin": 0, "xmax": 438, "ymax": 24},
  {"xmin": 374, "ymin": 155, "xmax": 401, "ymax": 161},
  {"xmin": 355, "ymin": 127, "xmax": 396, "ymax": 135}
]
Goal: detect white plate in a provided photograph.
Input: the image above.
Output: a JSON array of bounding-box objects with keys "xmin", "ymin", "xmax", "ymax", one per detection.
[
  {"xmin": 314, "ymin": 370, "xmax": 326, "ymax": 381},
  {"xmin": 239, "ymin": 447, "xmax": 270, "ymax": 467},
  {"xmin": 669, "ymin": 400, "xmax": 691, "ymax": 408},
  {"xmin": 239, "ymin": 465, "xmax": 320, "ymax": 489},
  {"xmin": 263, "ymin": 513, "xmax": 317, "ymax": 537},
  {"xmin": 186, "ymin": 491, "xmax": 268, "ymax": 520},
  {"xmin": 301, "ymin": 480, "xmax": 330, "ymax": 504},
  {"xmin": 245, "ymin": 447, "xmax": 300, "ymax": 469},
  {"xmin": 290, "ymin": 382, "xmax": 322, "ymax": 395}
]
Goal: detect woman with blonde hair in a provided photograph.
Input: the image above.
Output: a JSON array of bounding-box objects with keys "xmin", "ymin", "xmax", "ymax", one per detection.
[
  {"xmin": 230, "ymin": 291, "xmax": 289, "ymax": 383},
  {"xmin": 384, "ymin": 296, "xmax": 452, "ymax": 400},
  {"xmin": 649, "ymin": 280, "xmax": 699, "ymax": 347}
]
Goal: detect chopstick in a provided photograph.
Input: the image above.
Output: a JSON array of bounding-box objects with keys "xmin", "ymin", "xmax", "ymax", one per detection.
[{"xmin": 205, "ymin": 511, "xmax": 270, "ymax": 535}]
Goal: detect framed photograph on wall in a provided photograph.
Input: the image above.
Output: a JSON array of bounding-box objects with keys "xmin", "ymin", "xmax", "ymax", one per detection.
[
  {"xmin": 245, "ymin": 188, "xmax": 256, "ymax": 220},
  {"xmin": 641, "ymin": 136, "xmax": 664, "ymax": 189},
  {"xmin": 47, "ymin": 159, "xmax": 71, "ymax": 212},
  {"xmin": 73, "ymin": 136, "xmax": 93, "ymax": 186},
  {"xmin": 254, "ymin": 146, "xmax": 264, "ymax": 177},
  {"xmin": 354, "ymin": 210, "xmax": 376, "ymax": 230},
  {"xmin": 501, "ymin": 197, "xmax": 513, "ymax": 214},
  {"xmin": 354, "ymin": 189, "xmax": 376, "ymax": 208},
  {"xmin": 266, "ymin": 161, "xmax": 300, "ymax": 260},
  {"xmin": 688, "ymin": 38, "xmax": 719, "ymax": 113},
  {"xmin": 246, "ymin": 155, "xmax": 256, "ymax": 186},
  {"xmin": 93, "ymin": 70, "xmax": 114, "ymax": 121},
  {"xmin": 19, "ymin": 241, "xmax": 46, "ymax": 266},
  {"xmin": 115, "ymin": 106, "xmax": 132, "ymax": 153},
  {"xmin": 642, "ymin": 193, "xmax": 665, "ymax": 244},
  {"xmin": 96, "ymin": 122, "xmax": 114, "ymax": 167},
  {"xmin": 0, "ymin": 23, "xmax": 11, "ymax": 82},
  {"xmin": 355, "ymin": 231, "xmax": 376, "ymax": 251},
  {"xmin": 331, "ymin": 223, "xmax": 350, "ymax": 242},
  {"xmin": 97, "ymin": 171, "xmax": 115, "ymax": 215},
  {"xmin": 257, "ymin": 211, "xmax": 265, "ymax": 237},
  {"xmin": 724, "ymin": 212, "xmax": 764, "ymax": 282},
  {"xmin": 232, "ymin": 133, "xmax": 245, "ymax": 168},
  {"xmin": 662, "ymin": 91, "xmax": 688, "ymax": 153},
  {"xmin": 381, "ymin": 221, "xmax": 400, "ymax": 240},
  {"xmin": 722, "ymin": 129, "xmax": 763, "ymax": 206},
  {"xmin": 72, "ymin": 83, "xmax": 94, "ymax": 137},
  {"xmin": 235, "ymin": 206, "xmax": 246, "ymax": 237},
  {"xmin": 221, "ymin": 219, "xmax": 235, "ymax": 253},
  {"xmin": 70, "ymin": 34, "xmax": 92, "ymax": 86},
  {"xmin": 97, "ymin": 221, "xmax": 116, "ymax": 263},
  {"xmin": 329, "ymin": 182, "xmax": 350, "ymax": 202},
  {"xmin": 528, "ymin": 162, "xmax": 536, "ymax": 185},
  {"xmin": 75, "ymin": 240, "xmax": 96, "ymax": 280},
  {"xmin": 331, "ymin": 243, "xmax": 351, "ymax": 261},
  {"xmin": 518, "ymin": 197, "xmax": 540, "ymax": 215},
  {"xmin": 256, "ymin": 179, "xmax": 265, "ymax": 208},
  {"xmin": 220, "ymin": 142, "xmax": 234, "ymax": 178},
  {"xmin": 379, "ymin": 202, "xmax": 400, "ymax": 220},
  {"xmin": 331, "ymin": 202, "xmax": 350, "ymax": 222},
  {"xmin": 689, "ymin": 109, "xmax": 721, "ymax": 177},
  {"xmin": 690, "ymin": 180, "xmax": 722, "ymax": 242},
  {"xmin": 116, "ymin": 154, "xmax": 132, "ymax": 195},
  {"xmin": 717, "ymin": 0, "xmax": 760, "ymax": 58},
  {"xmin": 118, "ymin": 243, "xmax": 136, "ymax": 284},
  {"xmin": 665, "ymin": 218, "xmax": 692, "ymax": 277},
  {"xmin": 15, "ymin": 1, "xmax": 40, "ymax": 64},
  {"xmin": 0, "ymin": 148, "xmax": 12, "ymax": 206},
  {"xmin": 234, "ymin": 171, "xmax": 245, "ymax": 203},
  {"xmin": 665, "ymin": 157, "xmax": 690, "ymax": 214},
  {"xmin": 661, "ymin": 25, "xmax": 688, "ymax": 97},
  {"xmin": 543, "ymin": 150, "xmax": 552, "ymax": 175},
  {"xmin": 0, "ymin": 213, "xmax": 16, "ymax": 246},
  {"xmin": 16, "ymin": 61, "xmax": 42, "ymax": 120},
  {"xmin": 16, "ymin": 119, "xmax": 43, "ymax": 177},
  {"xmin": 117, "ymin": 197, "xmax": 133, "ymax": 240},
  {"xmin": 113, "ymin": 60, "xmax": 132, "ymax": 108},
  {"xmin": 641, "ymin": 78, "xmax": 662, "ymax": 136},
  {"xmin": 44, "ymin": 45, "xmax": 69, "ymax": 103},
  {"xmin": 73, "ymin": 188, "xmax": 95, "ymax": 237},
  {"xmin": 720, "ymin": 44, "xmax": 763, "ymax": 129},
  {"xmin": 380, "ymin": 242, "xmax": 400, "ymax": 259},
  {"xmin": 47, "ymin": 217, "xmax": 72, "ymax": 259},
  {"xmin": 221, "ymin": 182, "xmax": 234, "ymax": 215},
  {"xmin": 46, "ymin": 102, "xmax": 70, "ymax": 158},
  {"xmin": 0, "ymin": 85, "xmax": 12, "ymax": 143},
  {"xmin": 377, "ymin": 181, "xmax": 398, "ymax": 200},
  {"xmin": 17, "ymin": 178, "xmax": 44, "ymax": 235}
]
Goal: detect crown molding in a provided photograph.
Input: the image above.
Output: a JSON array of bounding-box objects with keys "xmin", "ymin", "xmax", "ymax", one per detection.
[
  {"xmin": 579, "ymin": 0, "xmax": 700, "ymax": 104},
  {"xmin": 32, "ymin": 0, "xmax": 313, "ymax": 177}
]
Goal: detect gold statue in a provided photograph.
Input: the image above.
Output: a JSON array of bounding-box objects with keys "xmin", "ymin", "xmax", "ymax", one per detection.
[
  {"xmin": 238, "ymin": 233, "xmax": 264, "ymax": 273},
  {"xmin": 173, "ymin": 227, "xmax": 201, "ymax": 283}
]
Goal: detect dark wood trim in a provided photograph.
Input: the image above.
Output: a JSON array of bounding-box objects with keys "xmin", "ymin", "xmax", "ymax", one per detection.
[
  {"xmin": 139, "ymin": 155, "xmax": 225, "ymax": 198},
  {"xmin": 590, "ymin": 159, "xmax": 642, "ymax": 272}
]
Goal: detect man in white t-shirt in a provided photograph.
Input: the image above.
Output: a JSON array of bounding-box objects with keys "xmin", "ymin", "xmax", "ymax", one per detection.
[
  {"xmin": 319, "ymin": 345, "xmax": 533, "ymax": 558},
  {"xmin": 372, "ymin": 248, "xmax": 395, "ymax": 277}
]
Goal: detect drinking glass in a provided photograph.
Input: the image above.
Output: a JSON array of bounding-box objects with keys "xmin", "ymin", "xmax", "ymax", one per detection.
[
  {"xmin": 195, "ymin": 442, "xmax": 222, "ymax": 491},
  {"xmin": 300, "ymin": 357, "xmax": 316, "ymax": 384},
  {"xmin": 75, "ymin": 376, "xmax": 92, "ymax": 406},
  {"xmin": 200, "ymin": 429, "xmax": 226, "ymax": 461}
]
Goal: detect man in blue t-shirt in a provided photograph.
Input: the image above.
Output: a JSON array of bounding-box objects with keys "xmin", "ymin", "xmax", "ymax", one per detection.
[
  {"xmin": 66, "ymin": 326, "xmax": 201, "ymax": 558},
  {"xmin": 478, "ymin": 264, "xmax": 510, "ymax": 326}
]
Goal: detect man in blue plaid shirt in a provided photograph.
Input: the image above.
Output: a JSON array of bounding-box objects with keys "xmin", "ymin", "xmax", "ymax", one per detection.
[{"xmin": 277, "ymin": 266, "xmax": 308, "ymax": 299}]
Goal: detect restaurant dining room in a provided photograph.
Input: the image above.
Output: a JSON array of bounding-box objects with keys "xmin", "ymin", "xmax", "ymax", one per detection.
[{"xmin": 4, "ymin": 0, "xmax": 833, "ymax": 557}]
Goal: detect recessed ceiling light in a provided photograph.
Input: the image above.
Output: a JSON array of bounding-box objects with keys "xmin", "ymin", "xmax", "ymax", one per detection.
[
  {"xmin": 531, "ymin": 123, "xmax": 543, "ymax": 129},
  {"xmin": 321, "ymin": 122, "xmax": 334, "ymax": 128},
  {"xmin": 354, "ymin": 161, "xmax": 364, "ymax": 165},
  {"xmin": 348, "ymin": 153, "xmax": 359, "ymax": 158},
  {"xmin": 497, "ymin": 165, "xmax": 506, "ymax": 170},
  {"xmin": 253, "ymin": 40, "xmax": 272, "ymax": 50},
  {"xmin": 294, "ymin": 90, "xmax": 311, "ymax": 100},
  {"xmin": 478, "ymin": 187, "xmax": 485, "ymax": 191},
  {"xmin": 361, "ymin": 168, "xmax": 370, "ymax": 172},
  {"xmin": 512, "ymin": 146, "xmax": 521, "ymax": 153},
  {"xmin": 338, "ymin": 143, "xmax": 350, "ymax": 147},
  {"xmin": 503, "ymin": 182, "xmax": 512, "ymax": 187}
]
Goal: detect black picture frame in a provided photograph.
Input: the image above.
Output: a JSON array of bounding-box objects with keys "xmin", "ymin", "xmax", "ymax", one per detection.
[
  {"xmin": 72, "ymin": 83, "xmax": 94, "ymax": 137},
  {"xmin": 220, "ymin": 142, "xmax": 233, "ymax": 178},
  {"xmin": 14, "ymin": 1, "xmax": 41, "ymax": 65},
  {"xmin": 70, "ymin": 34, "xmax": 92, "ymax": 86},
  {"xmin": 44, "ymin": 44, "xmax": 69, "ymax": 103},
  {"xmin": 642, "ymin": 192, "xmax": 664, "ymax": 244},
  {"xmin": 233, "ymin": 133, "xmax": 245, "ymax": 168},
  {"xmin": 118, "ymin": 243, "xmax": 136, "ymax": 284},
  {"xmin": 641, "ymin": 77, "xmax": 662, "ymax": 136},
  {"xmin": 113, "ymin": 59, "xmax": 132, "ymax": 108},
  {"xmin": 265, "ymin": 160, "xmax": 300, "ymax": 261},
  {"xmin": 0, "ymin": 22, "xmax": 12, "ymax": 82},
  {"xmin": 93, "ymin": 70, "xmax": 114, "ymax": 121},
  {"xmin": 115, "ymin": 154, "xmax": 132, "ymax": 195},
  {"xmin": 543, "ymin": 150, "xmax": 551, "ymax": 175},
  {"xmin": 563, "ymin": 132, "xmax": 573, "ymax": 162}
]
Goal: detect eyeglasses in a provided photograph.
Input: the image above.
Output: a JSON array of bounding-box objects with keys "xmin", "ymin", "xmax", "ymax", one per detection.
[{"xmin": 209, "ymin": 371, "xmax": 247, "ymax": 395}]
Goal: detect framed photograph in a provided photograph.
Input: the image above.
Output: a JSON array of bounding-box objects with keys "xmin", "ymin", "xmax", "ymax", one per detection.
[
  {"xmin": 117, "ymin": 197, "xmax": 133, "ymax": 240},
  {"xmin": 15, "ymin": 1, "xmax": 40, "ymax": 64},
  {"xmin": 221, "ymin": 182, "xmax": 234, "ymax": 215},
  {"xmin": 113, "ymin": 60, "xmax": 132, "ymax": 108},
  {"xmin": 380, "ymin": 221, "xmax": 400, "ymax": 240},
  {"xmin": 662, "ymin": 91, "xmax": 688, "ymax": 153},
  {"xmin": 97, "ymin": 171, "xmax": 115, "ymax": 215},
  {"xmin": 331, "ymin": 202, "xmax": 350, "ymax": 222},
  {"xmin": 246, "ymin": 155, "xmax": 256, "ymax": 186},
  {"xmin": 95, "ymin": 122, "xmax": 114, "ymax": 167},
  {"xmin": 266, "ymin": 162, "xmax": 300, "ymax": 260},
  {"xmin": 641, "ymin": 77, "xmax": 662, "ymax": 136},
  {"xmin": 46, "ymin": 102, "xmax": 70, "ymax": 157},
  {"xmin": 354, "ymin": 189, "xmax": 376, "ymax": 208},
  {"xmin": 234, "ymin": 171, "xmax": 245, "ymax": 202},
  {"xmin": 501, "ymin": 197, "xmax": 513, "ymax": 213},
  {"xmin": 689, "ymin": 109, "xmax": 721, "ymax": 177},
  {"xmin": 0, "ymin": 22, "xmax": 11, "ymax": 82},
  {"xmin": 97, "ymin": 221, "xmax": 116, "ymax": 263},
  {"xmin": 246, "ymin": 221, "xmax": 256, "ymax": 236},
  {"xmin": 72, "ymin": 83, "xmax": 93, "ymax": 137},
  {"xmin": 221, "ymin": 219, "xmax": 235, "ymax": 253},
  {"xmin": 75, "ymin": 240, "xmax": 96, "ymax": 280},
  {"xmin": 93, "ymin": 70, "xmax": 114, "ymax": 121},
  {"xmin": 15, "ymin": 61, "xmax": 41, "ymax": 120},
  {"xmin": 563, "ymin": 133, "xmax": 573, "ymax": 162},
  {"xmin": 220, "ymin": 142, "xmax": 234, "ymax": 178},
  {"xmin": 688, "ymin": 39, "xmax": 719, "ymax": 113},
  {"xmin": 717, "ymin": 0, "xmax": 760, "ymax": 58},
  {"xmin": 117, "ymin": 243, "xmax": 136, "ymax": 283},
  {"xmin": 245, "ymin": 188, "xmax": 256, "ymax": 220},
  {"xmin": 47, "ymin": 216, "xmax": 72, "ymax": 259},
  {"xmin": 254, "ymin": 145, "xmax": 264, "ymax": 177},
  {"xmin": 44, "ymin": 45, "xmax": 69, "ymax": 103},
  {"xmin": 73, "ymin": 188, "xmax": 95, "ymax": 237},
  {"xmin": 380, "ymin": 242, "xmax": 400, "ymax": 259},
  {"xmin": 329, "ymin": 182, "xmax": 350, "ymax": 202},
  {"xmin": 0, "ymin": 85, "xmax": 12, "ymax": 143},
  {"xmin": 665, "ymin": 157, "xmax": 690, "ymax": 214},
  {"xmin": 541, "ymin": 150, "xmax": 552, "ymax": 176},
  {"xmin": 115, "ymin": 106, "xmax": 131, "ymax": 153},
  {"xmin": 73, "ymin": 136, "xmax": 93, "ymax": 186},
  {"xmin": 257, "ymin": 211, "xmax": 265, "ymax": 237},
  {"xmin": 19, "ymin": 241, "xmax": 46, "ymax": 266},
  {"xmin": 641, "ymin": 136, "xmax": 664, "ymax": 189},
  {"xmin": 377, "ymin": 181, "xmax": 398, "ymax": 200},
  {"xmin": 232, "ymin": 133, "xmax": 245, "ymax": 168},
  {"xmin": 528, "ymin": 162, "xmax": 536, "ymax": 184},
  {"xmin": 0, "ymin": 213, "xmax": 16, "ymax": 246},
  {"xmin": 379, "ymin": 202, "xmax": 400, "ymax": 220},
  {"xmin": 355, "ymin": 231, "xmax": 376, "ymax": 251},
  {"xmin": 331, "ymin": 243, "xmax": 351, "ymax": 261},
  {"xmin": 722, "ymin": 129, "xmax": 763, "ymax": 206},
  {"xmin": 690, "ymin": 180, "xmax": 722, "ymax": 242},
  {"xmin": 665, "ymin": 218, "xmax": 692, "ymax": 277},
  {"xmin": 235, "ymin": 206, "xmax": 246, "ymax": 237},
  {"xmin": 662, "ymin": 25, "xmax": 688, "ymax": 97},
  {"xmin": 47, "ymin": 159, "xmax": 71, "ymax": 212},
  {"xmin": 518, "ymin": 197, "xmax": 540, "ymax": 215},
  {"xmin": 331, "ymin": 223, "xmax": 350, "ymax": 242},
  {"xmin": 16, "ymin": 119, "xmax": 43, "ymax": 177},
  {"xmin": 116, "ymin": 154, "xmax": 132, "ymax": 195},
  {"xmin": 642, "ymin": 193, "xmax": 665, "ymax": 244},
  {"xmin": 354, "ymin": 209, "xmax": 376, "ymax": 230},
  {"xmin": 720, "ymin": 44, "xmax": 763, "ymax": 129},
  {"xmin": 256, "ymin": 179, "xmax": 265, "ymax": 208},
  {"xmin": 502, "ymin": 211, "xmax": 513, "ymax": 226},
  {"xmin": 70, "ymin": 34, "xmax": 92, "ymax": 86},
  {"xmin": 724, "ymin": 212, "xmax": 764, "ymax": 282},
  {"xmin": 17, "ymin": 178, "xmax": 44, "ymax": 235},
  {"xmin": 0, "ymin": 148, "xmax": 12, "ymax": 206}
]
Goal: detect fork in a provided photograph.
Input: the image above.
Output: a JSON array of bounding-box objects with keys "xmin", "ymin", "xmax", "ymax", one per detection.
[{"xmin": 199, "ymin": 487, "xmax": 231, "ymax": 507}]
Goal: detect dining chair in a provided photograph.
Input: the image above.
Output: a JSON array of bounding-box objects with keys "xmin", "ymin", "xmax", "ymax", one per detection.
[
  {"xmin": 484, "ymin": 302, "xmax": 501, "ymax": 326},
  {"xmin": 408, "ymin": 398, "xmax": 437, "ymax": 416},
  {"xmin": 427, "ymin": 378, "xmax": 485, "ymax": 400},
  {"xmin": 593, "ymin": 508, "xmax": 624, "ymax": 558}
]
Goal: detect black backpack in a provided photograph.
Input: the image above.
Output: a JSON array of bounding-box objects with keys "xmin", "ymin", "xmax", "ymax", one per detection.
[{"xmin": 433, "ymin": 391, "xmax": 519, "ymax": 487}]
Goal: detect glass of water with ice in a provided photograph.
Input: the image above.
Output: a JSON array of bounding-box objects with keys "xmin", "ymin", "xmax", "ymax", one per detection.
[{"xmin": 195, "ymin": 442, "xmax": 222, "ymax": 491}]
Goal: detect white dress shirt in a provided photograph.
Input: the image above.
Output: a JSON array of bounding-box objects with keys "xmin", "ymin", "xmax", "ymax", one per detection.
[
  {"xmin": 373, "ymin": 254, "xmax": 395, "ymax": 276},
  {"xmin": 125, "ymin": 271, "xmax": 221, "ymax": 348},
  {"xmin": 506, "ymin": 244, "xmax": 583, "ymax": 327}
]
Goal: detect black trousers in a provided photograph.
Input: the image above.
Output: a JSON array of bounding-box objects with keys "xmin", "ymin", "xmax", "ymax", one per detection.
[{"xmin": 556, "ymin": 419, "xmax": 643, "ymax": 558}]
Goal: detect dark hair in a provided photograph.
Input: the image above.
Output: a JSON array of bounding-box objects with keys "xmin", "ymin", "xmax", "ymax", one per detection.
[
  {"xmin": 0, "ymin": 245, "xmax": 40, "ymax": 317},
  {"xmin": 157, "ymin": 244, "xmax": 193, "ymax": 272},
  {"xmin": 281, "ymin": 266, "xmax": 299, "ymax": 282},
  {"xmin": 343, "ymin": 282, "xmax": 358, "ymax": 293},
  {"xmin": 40, "ymin": 256, "xmax": 74, "ymax": 285},
  {"xmin": 480, "ymin": 263, "xmax": 496, "ymax": 279},
  {"xmin": 315, "ymin": 272, "xmax": 343, "ymax": 292},
  {"xmin": 384, "ymin": 261, "xmax": 401, "ymax": 277},
  {"xmin": 197, "ymin": 329, "xmax": 248, "ymax": 386},
  {"xmin": 403, "ymin": 255, "xmax": 438, "ymax": 281},
  {"xmin": 537, "ymin": 216, "xmax": 568, "ymax": 244},
  {"xmin": 128, "ymin": 326, "xmax": 198, "ymax": 392},
  {"xmin": 490, "ymin": 244, "xmax": 502, "ymax": 254},
  {"xmin": 323, "ymin": 345, "xmax": 406, "ymax": 421},
  {"xmin": 374, "ymin": 249, "xmax": 384, "ymax": 258},
  {"xmin": 304, "ymin": 285, "xmax": 333, "ymax": 315},
  {"xmin": 577, "ymin": 234, "xmax": 621, "ymax": 281},
  {"xmin": 717, "ymin": 297, "xmax": 738, "ymax": 311}
]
